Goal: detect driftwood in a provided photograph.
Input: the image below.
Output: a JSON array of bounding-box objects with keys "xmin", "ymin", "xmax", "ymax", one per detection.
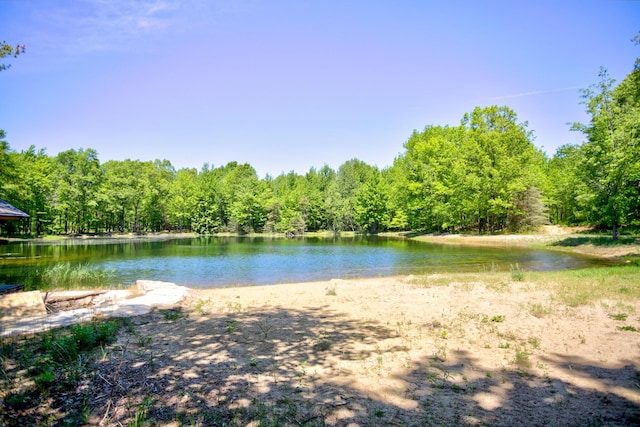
[{"xmin": 43, "ymin": 290, "xmax": 108, "ymax": 304}]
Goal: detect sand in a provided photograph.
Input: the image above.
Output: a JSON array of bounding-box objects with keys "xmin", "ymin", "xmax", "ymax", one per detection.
[{"xmin": 80, "ymin": 274, "xmax": 640, "ymax": 426}]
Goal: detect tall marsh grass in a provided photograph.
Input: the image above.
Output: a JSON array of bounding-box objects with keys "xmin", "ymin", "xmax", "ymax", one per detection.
[{"xmin": 41, "ymin": 262, "xmax": 116, "ymax": 289}]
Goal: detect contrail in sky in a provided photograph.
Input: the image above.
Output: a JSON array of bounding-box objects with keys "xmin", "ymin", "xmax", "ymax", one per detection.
[{"xmin": 487, "ymin": 86, "xmax": 582, "ymax": 101}]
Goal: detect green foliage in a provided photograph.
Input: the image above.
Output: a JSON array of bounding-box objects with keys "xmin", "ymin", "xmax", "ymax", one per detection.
[
  {"xmin": 510, "ymin": 263, "xmax": 525, "ymax": 281},
  {"xmin": 41, "ymin": 262, "xmax": 116, "ymax": 288},
  {"xmin": 1, "ymin": 319, "xmax": 123, "ymax": 425},
  {"xmin": 556, "ymin": 61, "xmax": 640, "ymax": 239},
  {"xmin": 2, "ymin": 49, "xmax": 640, "ymax": 237},
  {"xmin": 0, "ymin": 40, "xmax": 25, "ymax": 72}
]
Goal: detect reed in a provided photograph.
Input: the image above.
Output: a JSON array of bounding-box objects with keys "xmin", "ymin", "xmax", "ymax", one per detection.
[{"xmin": 41, "ymin": 262, "xmax": 116, "ymax": 288}]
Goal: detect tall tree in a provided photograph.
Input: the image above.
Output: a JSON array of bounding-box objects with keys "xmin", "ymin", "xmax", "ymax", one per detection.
[
  {"xmin": 461, "ymin": 106, "xmax": 545, "ymax": 233},
  {"xmin": 573, "ymin": 66, "xmax": 640, "ymax": 240},
  {"xmin": 53, "ymin": 149, "xmax": 102, "ymax": 233}
]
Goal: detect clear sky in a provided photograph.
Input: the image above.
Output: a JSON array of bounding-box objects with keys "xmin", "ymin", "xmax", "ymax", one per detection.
[{"xmin": 1, "ymin": 1, "xmax": 638, "ymax": 178}]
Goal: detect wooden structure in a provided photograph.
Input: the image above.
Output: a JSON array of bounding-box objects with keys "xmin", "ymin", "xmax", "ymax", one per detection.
[
  {"xmin": 0, "ymin": 284, "xmax": 24, "ymax": 295},
  {"xmin": 0, "ymin": 199, "xmax": 29, "ymax": 221}
]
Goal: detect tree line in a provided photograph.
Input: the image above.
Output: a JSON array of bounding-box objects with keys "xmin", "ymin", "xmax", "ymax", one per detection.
[{"xmin": 1, "ymin": 59, "xmax": 639, "ymax": 239}]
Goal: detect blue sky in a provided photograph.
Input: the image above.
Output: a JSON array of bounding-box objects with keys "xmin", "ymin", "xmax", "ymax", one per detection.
[{"xmin": 1, "ymin": 1, "xmax": 638, "ymax": 178}]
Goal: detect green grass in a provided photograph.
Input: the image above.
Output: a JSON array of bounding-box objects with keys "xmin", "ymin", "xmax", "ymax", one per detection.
[
  {"xmin": 410, "ymin": 265, "xmax": 640, "ymax": 308},
  {"xmin": 529, "ymin": 265, "xmax": 640, "ymax": 306},
  {"xmin": 40, "ymin": 262, "xmax": 116, "ymax": 289},
  {"xmin": 1, "ymin": 319, "xmax": 125, "ymax": 426}
]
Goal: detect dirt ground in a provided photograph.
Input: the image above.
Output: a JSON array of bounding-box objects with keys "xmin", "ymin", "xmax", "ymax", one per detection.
[{"xmin": 75, "ymin": 272, "xmax": 640, "ymax": 426}]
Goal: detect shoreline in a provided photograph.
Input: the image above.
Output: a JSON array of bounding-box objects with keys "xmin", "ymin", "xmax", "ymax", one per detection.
[{"xmin": 3, "ymin": 259, "xmax": 640, "ymax": 424}]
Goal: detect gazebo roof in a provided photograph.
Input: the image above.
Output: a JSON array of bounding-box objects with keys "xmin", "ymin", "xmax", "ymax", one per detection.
[{"xmin": 0, "ymin": 199, "xmax": 29, "ymax": 221}]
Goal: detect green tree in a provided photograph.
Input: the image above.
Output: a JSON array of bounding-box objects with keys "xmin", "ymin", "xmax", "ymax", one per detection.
[
  {"xmin": 101, "ymin": 160, "xmax": 141, "ymax": 232},
  {"xmin": 10, "ymin": 146, "xmax": 54, "ymax": 235},
  {"xmin": 168, "ymin": 168, "xmax": 198, "ymax": 232},
  {"xmin": 329, "ymin": 159, "xmax": 377, "ymax": 232},
  {"xmin": 53, "ymin": 149, "xmax": 103, "ymax": 233},
  {"xmin": 392, "ymin": 125, "xmax": 466, "ymax": 231},
  {"xmin": 461, "ymin": 106, "xmax": 545, "ymax": 233},
  {"xmin": 354, "ymin": 169, "xmax": 389, "ymax": 233},
  {"xmin": 573, "ymin": 66, "xmax": 640, "ymax": 239},
  {"xmin": 546, "ymin": 145, "xmax": 585, "ymax": 224}
]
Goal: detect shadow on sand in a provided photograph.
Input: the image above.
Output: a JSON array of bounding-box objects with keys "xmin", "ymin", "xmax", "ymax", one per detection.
[{"xmin": 3, "ymin": 303, "xmax": 640, "ymax": 426}]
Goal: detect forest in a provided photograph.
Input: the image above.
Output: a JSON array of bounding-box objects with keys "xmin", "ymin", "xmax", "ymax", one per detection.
[{"xmin": 1, "ymin": 62, "xmax": 639, "ymax": 239}]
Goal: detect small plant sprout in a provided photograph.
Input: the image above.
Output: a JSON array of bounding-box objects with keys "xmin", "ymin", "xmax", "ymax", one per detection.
[
  {"xmin": 491, "ymin": 315, "xmax": 505, "ymax": 323},
  {"xmin": 257, "ymin": 318, "xmax": 274, "ymax": 339},
  {"xmin": 193, "ymin": 297, "xmax": 211, "ymax": 314},
  {"xmin": 162, "ymin": 308, "xmax": 183, "ymax": 321}
]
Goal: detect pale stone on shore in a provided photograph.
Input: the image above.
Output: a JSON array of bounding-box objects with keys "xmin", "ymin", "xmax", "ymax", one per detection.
[{"xmin": 0, "ymin": 280, "xmax": 190, "ymax": 337}]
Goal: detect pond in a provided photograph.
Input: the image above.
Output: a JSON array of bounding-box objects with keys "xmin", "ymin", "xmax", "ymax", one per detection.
[{"xmin": 0, "ymin": 235, "xmax": 617, "ymax": 289}]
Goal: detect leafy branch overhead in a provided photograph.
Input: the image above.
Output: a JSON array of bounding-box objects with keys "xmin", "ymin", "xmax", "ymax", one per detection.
[{"xmin": 0, "ymin": 41, "xmax": 25, "ymax": 72}]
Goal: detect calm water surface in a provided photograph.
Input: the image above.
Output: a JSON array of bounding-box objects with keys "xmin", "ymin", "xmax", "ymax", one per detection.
[{"xmin": 0, "ymin": 236, "xmax": 616, "ymax": 289}]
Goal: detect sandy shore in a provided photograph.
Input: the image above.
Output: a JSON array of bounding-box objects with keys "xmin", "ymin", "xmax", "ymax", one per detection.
[{"xmin": 68, "ymin": 273, "xmax": 639, "ymax": 426}]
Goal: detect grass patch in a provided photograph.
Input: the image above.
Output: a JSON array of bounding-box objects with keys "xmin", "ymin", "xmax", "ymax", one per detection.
[
  {"xmin": 510, "ymin": 263, "xmax": 525, "ymax": 281},
  {"xmin": 528, "ymin": 303, "xmax": 554, "ymax": 318},
  {"xmin": 531, "ymin": 266, "xmax": 640, "ymax": 307},
  {"xmin": 552, "ymin": 236, "xmax": 639, "ymax": 247},
  {"xmin": 608, "ymin": 313, "xmax": 628, "ymax": 321},
  {"xmin": 1, "ymin": 319, "xmax": 125, "ymax": 426},
  {"xmin": 40, "ymin": 262, "xmax": 116, "ymax": 289}
]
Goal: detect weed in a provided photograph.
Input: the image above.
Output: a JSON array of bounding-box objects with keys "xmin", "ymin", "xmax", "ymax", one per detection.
[
  {"xmin": 529, "ymin": 303, "xmax": 553, "ymax": 318},
  {"xmin": 491, "ymin": 315, "xmax": 505, "ymax": 323},
  {"xmin": 161, "ymin": 308, "xmax": 184, "ymax": 321},
  {"xmin": 129, "ymin": 396, "xmax": 153, "ymax": 427},
  {"xmin": 510, "ymin": 263, "xmax": 525, "ymax": 281},
  {"xmin": 433, "ymin": 343, "xmax": 448, "ymax": 361},
  {"xmin": 0, "ymin": 318, "xmax": 125, "ymax": 425},
  {"xmin": 256, "ymin": 318, "xmax": 274, "ymax": 339},
  {"xmin": 193, "ymin": 297, "xmax": 211, "ymax": 314},
  {"xmin": 325, "ymin": 285, "xmax": 337, "ymax": 296},
  {"xmin": 3, "ymin": 390, "xmax": 35, "ymax": 410},
  {"xmin": 617, "ymin": 325, "xmax": 639, "ymax": 332},
  {"xmin": 34, "ymin": 365, "xmax": 55, "ymax": 391},
  {"xmin": 608, "ymin": 313, "xmax": 628, "ymax": 321},
  {"xmin": 527, "ymin": 336, "xmax": 541, "ymax": 349},
  {"xmin": 225, "ymin": 301, "xmax": 242, "ymax": 313},
  {"xmin": 514, "ymin": 346, "xmax": 531, "ymax": 368},
  {"xmin": 137, "ymin": 336, "xmax": 152, "ymax": 348},
  {"xmin": 225, "ymin": 319, "xmax": 239, "ymax": 334},
  {"xmin": 297, "ymin": 360, "xmax": 308, "ymax": 385}
]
